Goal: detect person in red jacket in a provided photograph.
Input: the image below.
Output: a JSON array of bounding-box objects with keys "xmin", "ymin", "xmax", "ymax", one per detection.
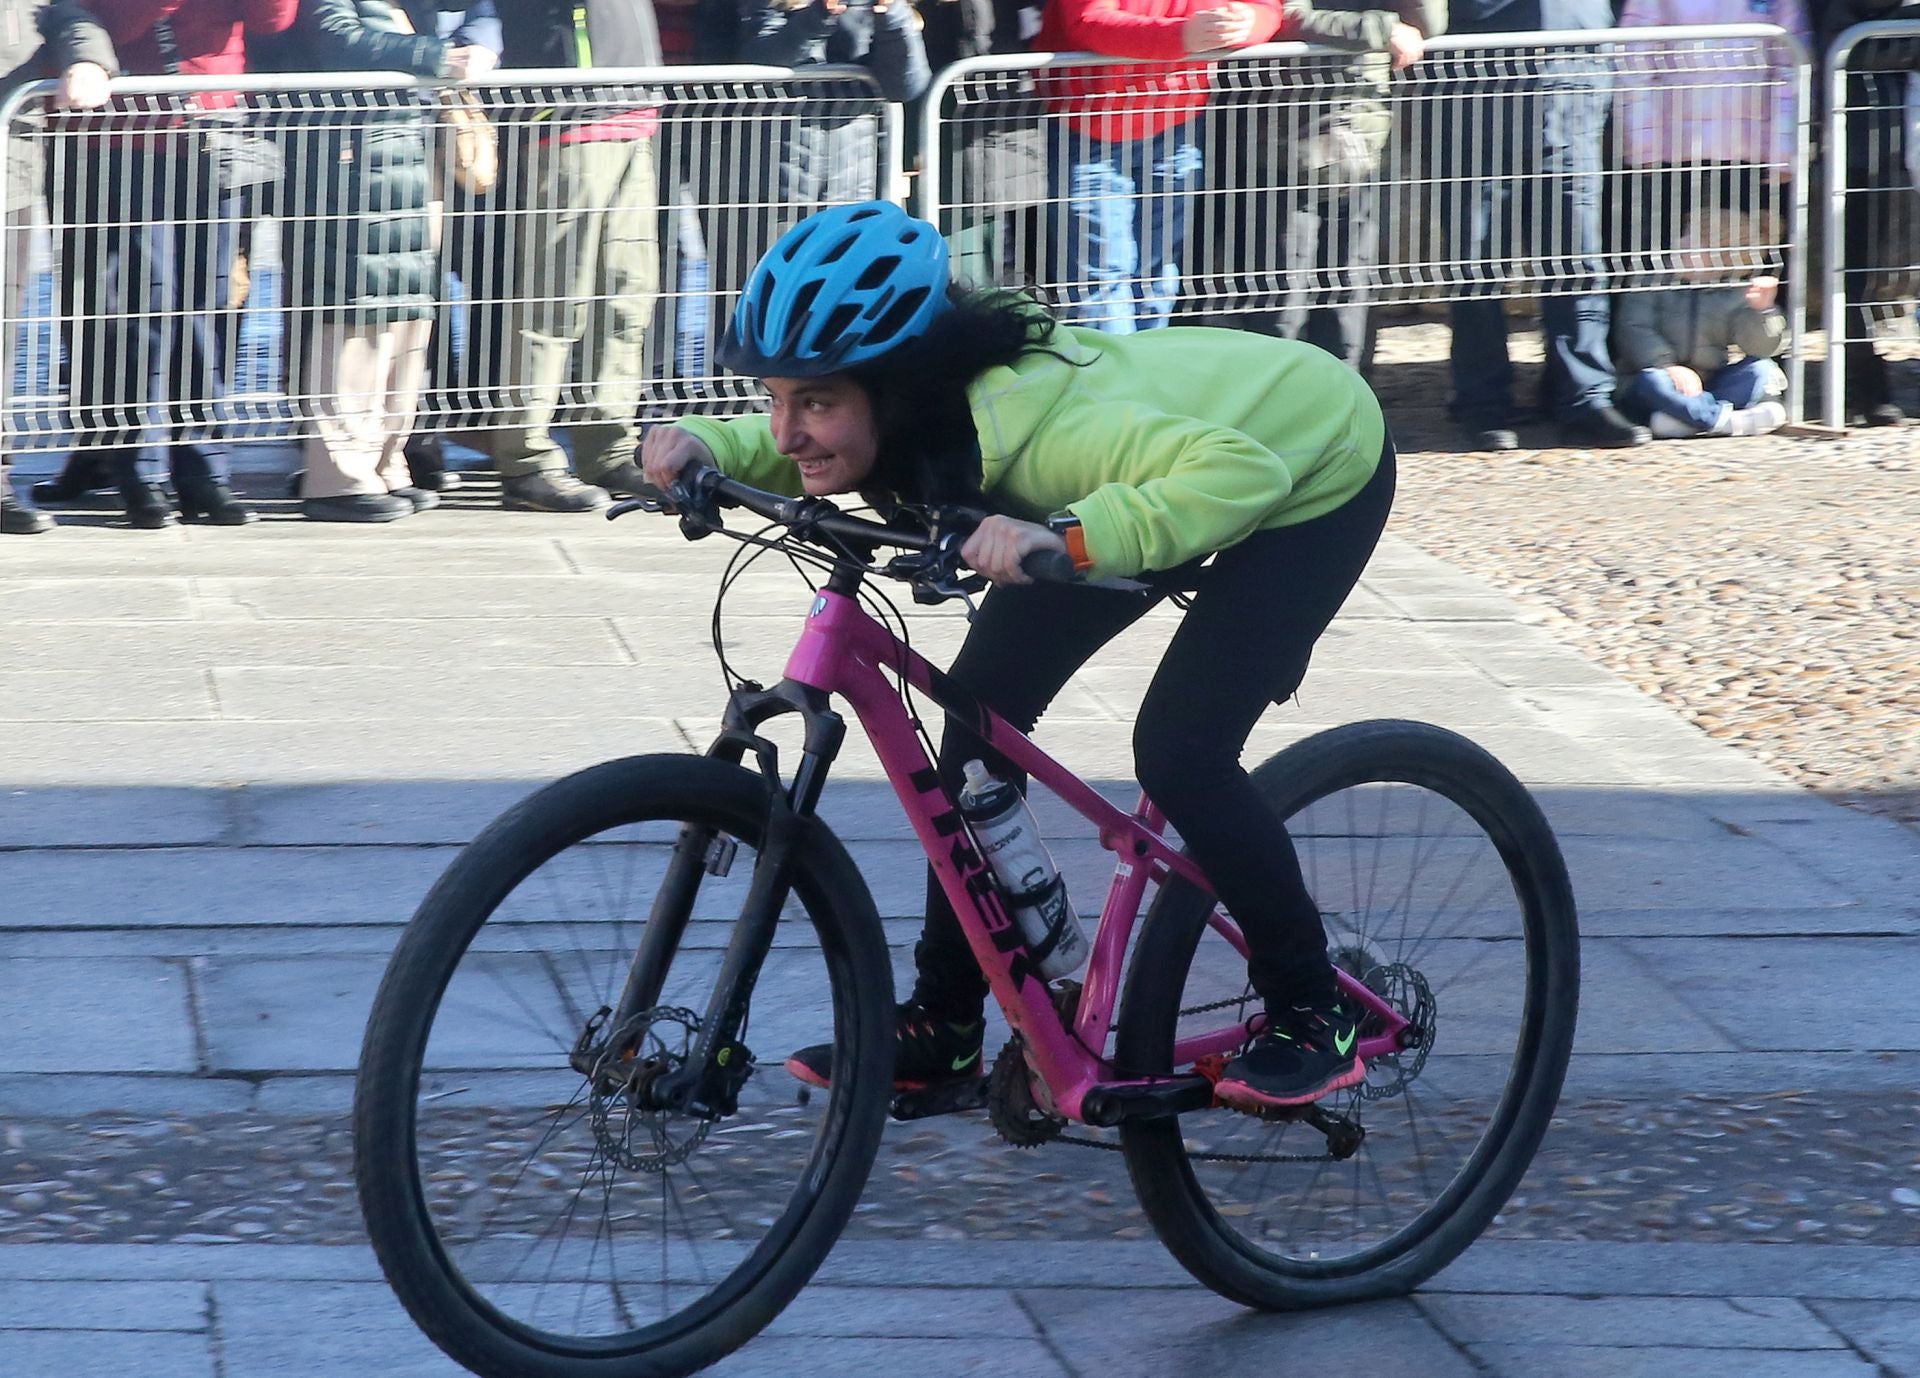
[
  {"xmin": 42, "ymin": 0, "xmax": 296, "ymax": 527},
  {"xmin": 1034, "ymin": 0, "xmax": 1290, "ymax": 332}
]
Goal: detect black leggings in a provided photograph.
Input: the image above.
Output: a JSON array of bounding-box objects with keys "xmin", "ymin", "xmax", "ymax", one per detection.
[{"xmin": 913, "ymin": 437, "xmax": 1398, "ymax": 1020}]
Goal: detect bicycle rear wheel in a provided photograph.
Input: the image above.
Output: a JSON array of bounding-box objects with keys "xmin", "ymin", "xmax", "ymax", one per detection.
[
  {"xmin": 354, "ymin": 754, "xmax": 894, "ymax": 1377},
  {"xmin": 1117, "ymin": 720, "xmax": 1578, "ymax": 1308}
]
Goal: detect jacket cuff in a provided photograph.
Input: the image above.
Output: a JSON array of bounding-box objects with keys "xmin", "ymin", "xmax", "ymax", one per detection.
[{"xmin": 1065, "ymin": 492, "xmax": 1141, "ymax": 580}]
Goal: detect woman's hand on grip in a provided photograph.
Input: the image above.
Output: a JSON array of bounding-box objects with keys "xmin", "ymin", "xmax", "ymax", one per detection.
[
  {"xmin": 961, "ymin": 515, "xmax": 1068, "ymax": 586},
  {"xmin": 641, "ymin": 426, "xmax": 716, "ymax": 498}
]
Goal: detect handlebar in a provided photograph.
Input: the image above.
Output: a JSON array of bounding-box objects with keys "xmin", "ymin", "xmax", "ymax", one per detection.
[
  {"xmin": 1018, "ymin": 547, "xmax": 1080, "ymax": 584},
  {"xmin": 611, "ymin": 459, "xmax": 1083, "ymax": 589}
]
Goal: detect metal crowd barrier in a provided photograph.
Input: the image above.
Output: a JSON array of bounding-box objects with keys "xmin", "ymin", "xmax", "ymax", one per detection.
[
  {"xmin": 921, "ymin": 23, "xmax": 1811, "ymax": 419},
  {"xmin": 1, "ymin": 26, "xmax": 1884, "ymax": 465},
  {"xmin": 0, "ymin": 67, "xmax": 896, "ymax": 464},
  {"xmin": 1821, "ymin": 20, "xmax": 1920, "ymax": 430}
]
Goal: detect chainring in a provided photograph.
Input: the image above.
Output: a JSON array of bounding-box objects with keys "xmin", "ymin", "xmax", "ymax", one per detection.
[{"xmin": 987, "ymin": 1034, "xmax": 1067, "ymax": 1148}]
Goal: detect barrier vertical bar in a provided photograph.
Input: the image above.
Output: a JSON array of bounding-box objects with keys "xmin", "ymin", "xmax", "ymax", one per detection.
[
  {"xmin": 1786, "ymin": 32, "xmax": 1810, "ymax": 426},
  {"xmin": 1823, "ymin": 34, "xmax": 1849, "ymax": 430}
]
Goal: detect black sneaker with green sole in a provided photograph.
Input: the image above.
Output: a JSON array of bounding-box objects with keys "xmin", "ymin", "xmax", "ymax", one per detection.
[
  {"xmin": 1214, "ymin": 995, "xmax": 1366, "ymax": 1109},
  {"xmin": 785, "ymin": 1001, "xmax": 985, "ymax": 1092}
]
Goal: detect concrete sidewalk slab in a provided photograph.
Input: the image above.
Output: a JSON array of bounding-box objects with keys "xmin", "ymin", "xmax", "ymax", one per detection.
[
  {"xmin": 0, "ymin": 1279, "xmax": 207, "ymax": 1330},
  {"xmin": 3, "ymin": 617, "xmax": 636, "ymax": 673},
  {"xmin": 1, "ymin": 1330, "xmax": 214, "ymax": 1378},
  {"xmin": 1463, "ymin": 1345, "xmax": 1878, "ymax": 1377},
  {"xmin": 0, "ymin": 959, "xmax": 196, "ymax": 1073}
]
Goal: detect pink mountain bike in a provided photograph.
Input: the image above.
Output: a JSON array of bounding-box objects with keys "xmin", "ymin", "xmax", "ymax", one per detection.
[{"xmin": 355, "ymin": 462, "xmax": 1579, "ymax": 1377}]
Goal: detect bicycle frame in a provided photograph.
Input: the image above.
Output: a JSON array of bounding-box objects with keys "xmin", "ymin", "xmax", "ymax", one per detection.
[{"xmin": 731, "ymin": 574, "xmax": 1411, "ymax": 1125}]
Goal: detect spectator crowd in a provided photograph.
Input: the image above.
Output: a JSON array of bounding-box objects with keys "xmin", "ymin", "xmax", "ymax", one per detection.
[{"xmin": 0, "ymin": 0, "xmax": 1915, "ymax": 537}]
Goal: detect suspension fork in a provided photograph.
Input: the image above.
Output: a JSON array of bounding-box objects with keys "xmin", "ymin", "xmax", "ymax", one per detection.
[{"xmin": 627, "ymin": 680, "xmax": 846, "ymax": 1118}]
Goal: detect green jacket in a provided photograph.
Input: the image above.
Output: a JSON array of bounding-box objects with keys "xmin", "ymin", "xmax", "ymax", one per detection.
[{"xmin": 676, "ymin": 326, "xmax": 1387, "ymax": 580}]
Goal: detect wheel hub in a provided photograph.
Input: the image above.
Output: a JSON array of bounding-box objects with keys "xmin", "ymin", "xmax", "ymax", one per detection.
[
  {"xmin": 575, "ymin": 1005, "xmax": 714, "ymax": 1173},
  {"xmin": 1354, "ymin": 961, "xmax": 1435, "ymax": 1102}
]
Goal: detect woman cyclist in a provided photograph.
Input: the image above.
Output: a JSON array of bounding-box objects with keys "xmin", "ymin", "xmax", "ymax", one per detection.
[{"xmin": 642, "ymin": 200, "xmax": 1396, "ymax": 1109}]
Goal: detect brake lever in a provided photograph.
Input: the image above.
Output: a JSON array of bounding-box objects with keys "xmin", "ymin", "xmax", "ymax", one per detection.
[
  {"xmin": 606, "ymin": 495, "xmax": 668, "ymax": 521},
  {"xmin": 912, "ymin": 571, "xmax": 989, "ymax": 606}
]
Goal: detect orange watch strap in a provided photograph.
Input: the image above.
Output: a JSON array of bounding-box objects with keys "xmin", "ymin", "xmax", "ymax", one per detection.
[{"xmin": 1061, "ymin": 522, "xmax": 1093, "ymax": 574}]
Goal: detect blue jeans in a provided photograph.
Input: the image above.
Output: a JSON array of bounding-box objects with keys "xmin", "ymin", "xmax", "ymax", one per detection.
[
  {"xmin": 1046, "ymin": 128, "xmax": 1202, "ymax": 334},
  {"xmin": 52, "ymin": 143, "xmax": 240, "ymax": 484},
  {"xmin": 1618, "ymin": 357, "xmax": 1779, "ymax": 434},
  {"xmin": 1436, "ymin": 68, "xmax": 1616, "ymax": 422}
]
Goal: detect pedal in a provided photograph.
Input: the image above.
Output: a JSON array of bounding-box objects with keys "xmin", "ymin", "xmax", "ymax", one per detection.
[
  {"xmin": 1306, "ymin": 1104, "xmax": 1366, "ymax": 1159},
  {"xmin": 888, "ymin": 1076, "xmax": 989, "ymax": 1121}
]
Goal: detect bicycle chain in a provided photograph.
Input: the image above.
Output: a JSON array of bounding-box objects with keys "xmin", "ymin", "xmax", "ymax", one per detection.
[
  {"xmin": 1055, "ymin": 996, "xmax": 1333, "ymax": 1162},
  {"xmin": 1056, "ymin": 1132, "xmax": 1336, "ymax": 1164}
]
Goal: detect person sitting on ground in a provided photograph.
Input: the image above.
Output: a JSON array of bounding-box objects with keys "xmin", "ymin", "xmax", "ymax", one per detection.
[
  {"xmin": 1611, "ymin": 210, "xmax": 1789, "ymax": 440},
  {"xmin": 642, "ymin": 201, "xmax": 1397, "ymax": 1109}
]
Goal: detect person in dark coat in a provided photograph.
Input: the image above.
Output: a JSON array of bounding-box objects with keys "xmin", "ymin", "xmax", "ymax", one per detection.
[
  {"xmin": 1189, "ymin": 0, "xmax": 1440, "ymax": 371},
  {"xmin": 253, "ymin": 0, "xmax": 500, "ymax": 521},
  {"xmin": 394, "ymin": 0, "xmax": 498, "ymax": 494},
  {"xmin": 912, "ymin": 0, "xmax": 1049, "ymax": 289},
  {"xmin": 1818, "ymin": 0, "xmax": 1920, "ymax": 425},
  {"xmin": 740, "ymin": 0, "xmax": 930, "ymax": 203},
  {"xmin": 0, "ymin": 0, "xmax": 117, "ymax": 534},
  {"xmin": 39, "ymin": 0, "xmax": 296, "ymax": 527}
]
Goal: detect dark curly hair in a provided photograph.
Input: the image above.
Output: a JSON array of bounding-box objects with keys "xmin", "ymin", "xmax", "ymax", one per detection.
[{"xmin": 844, "ymin": 284, "xmax": 1068, "ymax": 509}]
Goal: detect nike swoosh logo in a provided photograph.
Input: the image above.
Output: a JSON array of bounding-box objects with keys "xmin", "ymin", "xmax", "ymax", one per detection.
[
  {"xmin": 951, "ymin": 1048, "xmax": 981, "ymax": 1072},
  {"xmin": 1334, "ymin": 1028, "xmax": 1356, "ymax": 1057}
]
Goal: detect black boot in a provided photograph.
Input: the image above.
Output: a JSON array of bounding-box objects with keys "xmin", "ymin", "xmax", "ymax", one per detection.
[
  {"xmin": 301, "ymin": 492, "xmax": 413, "ymax": 523},
  {"xmin": 404, "ymin": 434, "xmax": 462, "ymax": 491},
  {"xmin": 109, "ymin": 454, "xmax": 176, "ymax": 530},
  {"xmin": 175, "ymin": 474, "xmax": 259, "ymax": 526},
  {"xmin": 30, "ymin": 453, "xmax": 112, "ymax": 505}
]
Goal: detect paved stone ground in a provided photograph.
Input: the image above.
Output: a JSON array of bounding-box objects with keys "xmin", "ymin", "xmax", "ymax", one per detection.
[
  {"xmin": 1369, "ymin": 318, "xmax": 1920, "ymax": 828},
  {"xmin": 3, "ymin": 375, "xmax": 1918, "ymax": 1374}
]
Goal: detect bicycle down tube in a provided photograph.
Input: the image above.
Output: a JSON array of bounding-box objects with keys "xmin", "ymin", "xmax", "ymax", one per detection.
[{"xmin": 778, "ymin": 582, "xmax": 1413, "ymax": 1122}]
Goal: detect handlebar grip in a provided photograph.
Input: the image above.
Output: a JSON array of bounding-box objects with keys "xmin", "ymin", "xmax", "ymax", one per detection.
[{"xmin": 1021, "ymin": 548, "xmax": 1080, "ymax": 584}]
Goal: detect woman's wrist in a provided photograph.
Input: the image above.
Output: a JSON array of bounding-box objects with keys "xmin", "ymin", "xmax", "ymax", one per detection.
[{"xmin": 1045, "ymin": 513, "xmax": 1094, "ymax": 574}]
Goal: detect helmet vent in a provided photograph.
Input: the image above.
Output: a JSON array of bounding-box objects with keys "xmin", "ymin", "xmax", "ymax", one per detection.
[
  {"xmin": 788, "ymin": 280, "xmax": 823, "ymax": 337},
  {"xmin": 817, "ymin": 231, "xmax": 859, "ymax": 266},
  {"xmin": 869, "ymin": 287, "xmax": 930, "ymax": 342},
  {"xmin": 820, "ymin": 302, "xmax": 861, "ymax": 346},
  {"xmin": 779, "ymin": 221, "xmax": 817, "ymax": 262},
  {"xmin": 854, "ymin": 255, "xmax": 901, "ymax": 292}
]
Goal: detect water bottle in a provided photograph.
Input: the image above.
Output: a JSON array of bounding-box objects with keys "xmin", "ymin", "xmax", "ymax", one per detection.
[
  {"xmin": 673, "ymin": 196, "xmax": 711, "ymax": 379},
  {"xmin": 957, "ymin": 760, "xmax": 1089, "ymax": 979}
]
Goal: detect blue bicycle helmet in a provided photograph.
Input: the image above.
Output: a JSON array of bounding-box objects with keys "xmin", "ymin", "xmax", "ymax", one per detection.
[{"xmin": 719, "ymin": 201, "xmax": 950, "ymax": 377}]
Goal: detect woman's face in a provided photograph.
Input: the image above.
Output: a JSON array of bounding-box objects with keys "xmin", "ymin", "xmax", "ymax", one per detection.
[{"xmin": 764, "ymin": 376, "xmax": 879, "ymax": 495}]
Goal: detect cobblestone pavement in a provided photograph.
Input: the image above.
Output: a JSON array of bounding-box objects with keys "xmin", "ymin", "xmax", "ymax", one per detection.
[
  {"xmin": 7, "ymin": 1090, "xmax": 1920, "ymax": 1249},
  {"xmin": 1368, "ymin": 320, "xmax": 1919, "ymax": 827}
]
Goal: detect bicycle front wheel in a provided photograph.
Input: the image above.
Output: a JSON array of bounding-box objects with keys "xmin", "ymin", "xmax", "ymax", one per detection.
[
  {"xmin": 1117, "ymin": 720, "xmax": 1579, "ymax": 1308},
  {"xmin": 354, "ymin": 754, "xmax": 894, "ymax": 1377}
]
